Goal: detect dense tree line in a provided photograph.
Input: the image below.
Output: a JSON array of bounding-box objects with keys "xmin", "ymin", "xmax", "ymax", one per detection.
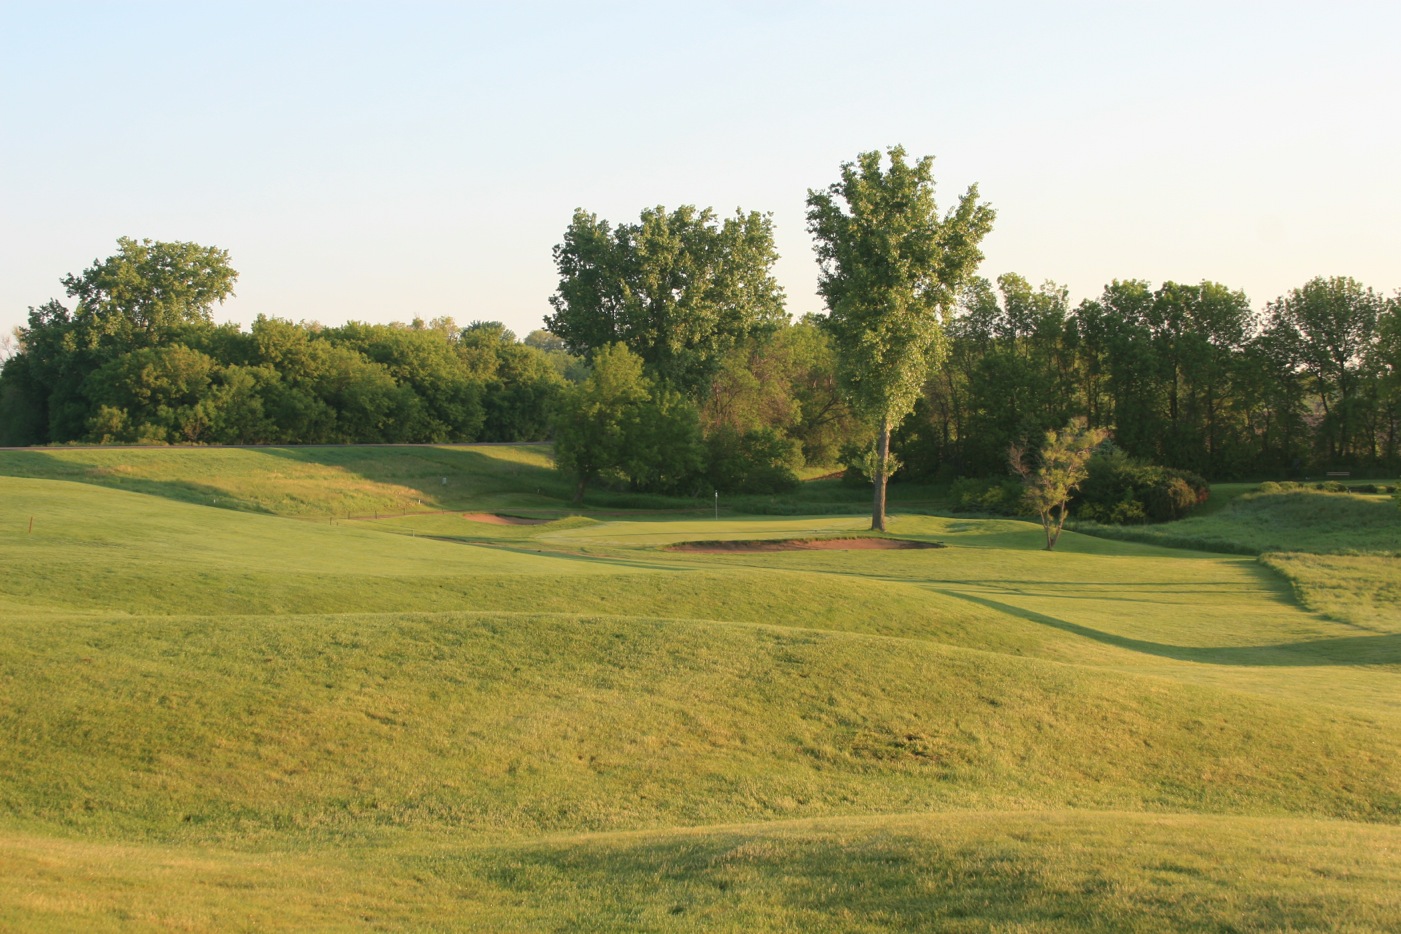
[
  {"xmin": 894, "ymin": 273, "xmax": 1401, "ymax": 483},
  {"xmin": 0, "ymin": 239, "xmax": 574, "ymax": 447},
  {"xmin": 5, "ymin": 221, "xmax": 1399, "ymax": 504}
]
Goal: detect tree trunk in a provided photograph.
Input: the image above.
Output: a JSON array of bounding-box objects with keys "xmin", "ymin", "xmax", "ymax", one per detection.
[
  {"xmin": 871, "ymin": 416, "xmax": 890, "ymax": 532},
  {"xmin": 1046, "ymin": 501, "xmax": 1065, "ymax": 550},
  {"xmin": 572, "ymin": 476, "xmax": 587, "ymax": 506}
]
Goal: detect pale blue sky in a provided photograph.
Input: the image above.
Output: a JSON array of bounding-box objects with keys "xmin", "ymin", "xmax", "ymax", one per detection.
[{"xmin": 3, "ymin": 1, "xmax": 1397, "ymax": 341}]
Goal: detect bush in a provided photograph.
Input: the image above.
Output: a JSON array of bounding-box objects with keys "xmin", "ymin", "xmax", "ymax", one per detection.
[
  {"xmin": 1146, "ymin": 477, "xmax": 1198, "ymax": 522},
  {"xmin": 951, "ymin": 477, "xmax": 1028, "ymax": 516},
  {"xmin": 706, "ymin": 426, "xmax": 801, "ymax": 495},
  {"xmin": 1257, "ymin": 481, "xmax": 1282, "ymax": 494},
  {"xmin": 1074, "ymin": 451, "xmax": 1208, "ymax": 524}
]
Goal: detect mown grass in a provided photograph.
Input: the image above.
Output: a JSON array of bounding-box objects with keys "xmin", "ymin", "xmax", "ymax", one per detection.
[
  {"xmin": 0, "ymin": 444, "xmax": 572, "ymax": 518},
  {"xmin": 0, "ymin": 448, "xmax": 1398, "ymax": 930},
  {"xmin": 2, "ymin": 812, "xmax": 1397, "ymax": 932},
  {"xmin": 1074, "ymin": 487, "xmax": 1401, "ymax": 555},
  {"xmin": 3, "ymin": 610, "xmax": 1397, "ymax": 849},
  {"xmin": 0, "ymin": 442, "xmax": 962, "ymax": 521},
  {"xmin": 1264, "ymin": 553, "xmax": 1401, "ymax": 634}
]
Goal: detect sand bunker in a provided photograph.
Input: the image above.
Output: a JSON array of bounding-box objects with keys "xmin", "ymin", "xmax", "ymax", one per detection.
[
  {"xmin": 669, "ymin": 537, "xmax": 944, "ymax": 554},
  {"xmin": 460, "ymin": 513, "xmax": 550, "ymax": 526}
]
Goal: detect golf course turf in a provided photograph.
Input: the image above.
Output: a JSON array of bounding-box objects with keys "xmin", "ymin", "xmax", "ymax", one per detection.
[{"xmin": 0, "ymin": 444, "xmax": 1396, "ymax": 931}]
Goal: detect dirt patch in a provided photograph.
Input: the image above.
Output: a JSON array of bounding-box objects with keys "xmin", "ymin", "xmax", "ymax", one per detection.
[
  {"xmin": 668, "ymin": 537, "xmax": 945, "ymax": 554},
  {"xmin": 460, "ymin": 513, "xmax": 550, "ymax": 526}
]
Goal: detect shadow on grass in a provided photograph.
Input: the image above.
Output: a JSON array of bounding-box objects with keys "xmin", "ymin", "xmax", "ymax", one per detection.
[
  {"xmin": 0, "ymin": 444, "xmax": 572, "ymax": 515},
  {"xmin": 258, "ymin": 444, "xmax": 569, "ymax": 505},
  {"xmin": 944, "ymin": 590, "xmax": 1401, "ymax": 667},
  {"xmin": 0, "ymin": 449, "xmax": 272, "ymax": 512},
  {"xmin": 407, "ymin": 815, "xmax": 1390, "ymax": 930}
]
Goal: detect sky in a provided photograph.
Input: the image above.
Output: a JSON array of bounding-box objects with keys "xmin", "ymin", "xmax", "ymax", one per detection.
[{"xmin": 3, "ymin": 1, "xmax": 1398, "ymax": 343}]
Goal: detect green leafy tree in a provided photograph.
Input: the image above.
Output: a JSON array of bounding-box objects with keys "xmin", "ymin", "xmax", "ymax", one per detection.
[
  {"xmin": 705, "ymin": 425, "xmax": 801, "ymax": 494},
  {"xmin": 1145, "ymin": 281, "xmax": 1254, "ymax": 475},
  {"xmin": 546, "ymin": 205, "xmax": 786, "ymax": 395},
  {"xmin": 946, "ymin": 274, "xmax": 1076, "ymax": 475},
  {"xmin": 1082, "ymin": 280, "xmax": 1159, "ymax": 462},
  {"xmin": 83, "ymin": 344, "xmax": 218, "ymax": 442},
  {"xmin": 553, "ymin": 343, "xmax": 653, "ymax": 504},
  {"xmin": 622, "ymin": 386, "xmax": 705, "ymax": 495},
  {"xmin": 1266, "ymin": 276, "xmax": 1386, "ymax": 464},
  {"xmin": 2, "ymin": 239, "xmax": 236, "ymax": 443},
  {"xmin": 248, "ymin": 316, "xmax": 415, "ymax": 443},
  {"xmin": 326, "ymin": 321, "xmax": 485, "ymax": 442},
  {"xmin": 453, "ymin": 322, "xmax": 565, "ymax": 441},
  {"xmin": 807, "ymin": 146, "xmax": 995, "ymax": 530},
  {"xmin": 62, "ymin": 237, "xmax": 237, "ymax": 352},
  {"xmin": 1010, "ymin": 423, "xmax": 1109, "ymax": 550},
  {"xmin": 1373, "ymin": 297, "xmax": 1401, "ymax": 466},
  {"xmin": 553, "ymin": 343, "xmax": 703, "ymax": 502}
]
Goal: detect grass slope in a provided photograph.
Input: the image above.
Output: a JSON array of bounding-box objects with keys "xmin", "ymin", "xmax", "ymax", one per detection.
[
  {"xmin": 1075, "ymin": 487, "xmax": 1401, "ymax": 555},
  {"xmin": 1264, "ymin": 553, "xmax": 1401, "ymax": 634},
  {"xmin": 3, "ymin": 611, "xmax": 1397, "ymax": 847},
  {"xmin": 0, "ymin": 448, "xmax": 1397, "ymax": 930},
  {"xmin": 3, "ymin": 813, "xmax": 1398, "ymax": 932}
]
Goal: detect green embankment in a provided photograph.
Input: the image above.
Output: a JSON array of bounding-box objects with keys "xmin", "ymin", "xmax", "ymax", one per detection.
[
  {"xmin": 1075, "ymin": 485, "xmax": 1401, "ymax": 555},
  {"xmin": 0, "ymin": 446, "xmax": 1397, "ymax": 930}
]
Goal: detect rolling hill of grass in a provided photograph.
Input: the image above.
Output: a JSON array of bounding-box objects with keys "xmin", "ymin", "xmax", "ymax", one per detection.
[
  {"xmin": 1073, "ymin": 486, "xmax": 1401, "ymax": 555},
  {"xmin": 0, "ymin": 445, "xmax": 1397, "ymax": 930}
]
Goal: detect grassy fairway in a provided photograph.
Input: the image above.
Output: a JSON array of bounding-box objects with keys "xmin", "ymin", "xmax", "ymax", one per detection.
[{"xmin": 0, "ymin": 446, "xmax": 1397, "ymax": 930}]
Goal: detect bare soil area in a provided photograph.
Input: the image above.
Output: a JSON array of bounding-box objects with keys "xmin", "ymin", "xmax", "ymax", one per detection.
[
  {"xmin": 460, "ymin": 513, "xmax": 550, "ymax": 526},
  {"xmin": 668, "ymin": 537, "xmax": 945, "ymax": 554}
]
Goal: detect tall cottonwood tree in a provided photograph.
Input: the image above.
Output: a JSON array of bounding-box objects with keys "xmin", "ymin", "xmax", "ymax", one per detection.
[{"xmin": 807, "ymin": 146, "xmax": 994, "ymax": 530}]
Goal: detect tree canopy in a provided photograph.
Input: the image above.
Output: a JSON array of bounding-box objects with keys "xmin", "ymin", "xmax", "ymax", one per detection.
[
  {"xmin": 546, "ymin": 205, "xmax": 786, "ymax": 395},
  {"xmin": 807, "ymin": 146, "xmax": 995, "ymax": 530},
  {"xmin": 4, "ymin": 226, "xmax": 1401, "ymax": 511},
  {"xmin": 62, "ymin": 237, "xmax": 238, "ymax": 352},
  {"xmin": 552, "ymin": 343, "xmax": 703, "ymax": 503}
]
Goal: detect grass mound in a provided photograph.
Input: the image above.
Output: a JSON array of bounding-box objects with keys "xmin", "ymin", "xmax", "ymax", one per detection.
[
  {"xmin": 1263, "ymin": 553, "xmax": 1401, "ymax": 634},
  {"xmin": 667, "ymin": 537, "xmax": 945, "ymax": 553},
  {"xmin": 1074, "ymin": 488, "xmax": 1401, "ymax": 555},
  {"xmin": 3, "ymin": 812, "xmax": 1398, "ymax": 932},
  {"xmin": 2, "ymin": 612, "xmax": 1396, "ymax": 847},
  {"xmin": 0, "ymin": 448, "xmax": 1398, "ymax": 930},
  {"xmin": 0, "ymin": 444, "xmax": 570, "ymax": 518}
]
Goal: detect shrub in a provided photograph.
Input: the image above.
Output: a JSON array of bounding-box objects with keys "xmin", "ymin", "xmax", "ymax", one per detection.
[
  {"xmin": 1145, "ymin": 477, "xmax": 1198, "ymax": 523},
  {"xmin": 1257, "ymin": 481, "xmax": 1282, "ymax": 494},
  {"xmin": 706, "ymin": 426, "xmax": 802, "ymax": 495},
  {"xmin": 1074, "ymin": 450, "xmax": 1208, "ymax": 524},
  {"xmin": 951, "ymin": 476, "xmax": 1028, "ymax": 516}
]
